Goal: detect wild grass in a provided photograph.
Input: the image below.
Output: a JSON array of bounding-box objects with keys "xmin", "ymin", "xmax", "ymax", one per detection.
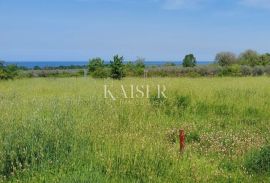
[{"xmin": 0, "ymin": 77, "xmax": 270, "ymax": 182}]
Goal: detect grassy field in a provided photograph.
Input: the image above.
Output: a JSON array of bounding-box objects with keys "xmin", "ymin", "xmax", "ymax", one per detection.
[{"xmin": 0, "ymin": 77, "xmax": 270, "ymax": 182}]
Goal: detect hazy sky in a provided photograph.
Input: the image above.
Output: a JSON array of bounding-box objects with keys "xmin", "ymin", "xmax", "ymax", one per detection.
[{"xmin": 1, "ymin": 0, "xmax": 270, "ymax": 61}]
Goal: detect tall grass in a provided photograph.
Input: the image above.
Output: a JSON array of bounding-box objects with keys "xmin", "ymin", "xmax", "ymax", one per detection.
[{"xmin": 0, "ymin": 77, "xmax": 269, "ymax": 182}]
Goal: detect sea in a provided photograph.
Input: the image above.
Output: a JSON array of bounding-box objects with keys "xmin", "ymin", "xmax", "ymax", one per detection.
[{"xmin": 6, "ymin": 61, "xmax": 212, "ymax": 69}]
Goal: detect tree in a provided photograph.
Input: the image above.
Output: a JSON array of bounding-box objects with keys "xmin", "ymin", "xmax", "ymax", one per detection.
[
  {"xmin": 182, "ymin": 54, "xmax": 196, "ymax": 67},
  {"xmin": 215, "ymin": 52, "xmax": 237, "ymax": 66},
  {"xmin": 88, "ymin": 57, "xmax": 105, "ymax": 73},
  {"xmin": 239, "ymin": 50, "xmax": 260, "ymax": 66},
  {"xmin": 260, "ymin": 53, "xmax": 270, "ymax": 66},
  {"xmin": 110, "ymin": 55, "xmax": 125, "ymax": 79}
]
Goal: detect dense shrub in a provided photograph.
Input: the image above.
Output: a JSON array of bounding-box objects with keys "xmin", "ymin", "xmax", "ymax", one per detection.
[
  {"xmin": 240, "ymin": 65, "xmax": 252, "ymax": 76},
  {"xmin": 110, "ymin": 55, "xmax": 125, "ymax": 80},
  {"xmin": 124, "ymin": 58, "xmax": 145, "ymax": 77},
  {"xmin": 88, "ymin": 58, "xmax": 108, "ymax": 78},
  {"xmin": 239, "ymin": 50, "xmax": 260, "ymax": 66},
  {"xmin": 215, "ymin": 52, "xmax": 237, "ymax": 66},
  {"xmin": 88, "ymin": 58, "xmax": 105, "ymax": 73},
  {"xmin": 0, "ymin": 69, "xmax": 9, "ymax": 80},
  {"xmin": 244, "ymin": 145, "xmax": 270, "ymax": 174},
  {"xmin": 92, "ymin": 67, "xmax": 110, "ymax": 78},
  {"xmin": 182, "ymin": 54, "xmax": 196, "ymax": 67},
  {"xmin": 219, "ymin": 65, "xmax": 241, "ymax": 76},
  {"xmin": 252, "ymin": 66, "xmax": 264, "ymax": 76},
  {"xmin": 264, "ymin": 65, "xmax": 270, "ymax": 75},
  {"xmin": 0, "ymin": 61, "xmax": 18, "ymax": 80},
  {"xmin": 260, "ymin": 53, "xmax": 270, "ymax": 66}
]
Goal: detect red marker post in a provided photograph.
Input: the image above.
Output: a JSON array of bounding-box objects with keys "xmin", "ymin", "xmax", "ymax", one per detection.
[{"xmin": 179, "ymin": 129, "xmax": 185, "ymax": 153}]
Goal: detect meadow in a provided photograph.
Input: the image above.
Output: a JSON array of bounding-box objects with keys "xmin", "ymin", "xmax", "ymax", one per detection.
[{"xmin": 0, "ymin": 77, "xmax": 269, "ymax": 182}]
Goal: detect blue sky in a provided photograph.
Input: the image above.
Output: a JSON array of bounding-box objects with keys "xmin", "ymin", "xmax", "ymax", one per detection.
[{"xmin": 0, "ymin": 0, "xmax": 270, "ymax": 61}]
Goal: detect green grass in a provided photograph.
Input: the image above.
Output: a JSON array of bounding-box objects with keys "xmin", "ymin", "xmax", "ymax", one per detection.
[{"xmin": 0, "ymin": 77, "xmax": 270, "ymax": 182}]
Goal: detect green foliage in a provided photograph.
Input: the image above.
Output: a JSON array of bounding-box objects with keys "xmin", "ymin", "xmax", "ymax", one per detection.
[
  {"xmin": 174, "ymin": 95, "xmax": 191, "ymax": 109},
  {"xmin": 0, "ymin": 61, "xmax": 18, "ymax": 80},
  {"xmin": 264, "ymin": 65, "xmax": 270, "ymax": 75},
  {"xmin": 88, "ymin": 58, "xmax": 104, "ymax": 72},
  {"xmin": 252, "ymin": 66, "xmax": 264, "ymax": 76},
  {"xmin": 260, "ymin": 53, "xmax": 270, "ymax": 66},
  {"xmin": 182, "ymin": 54, "xmax": 196, "ymax": 67},
  {"xmin": 244, "ymin": 145, "xmax": 270, "ymax": 174},
  {"xmin": 149, "ymin": 94, "xmax": 167, "ymax": 107},
  {"xmin": 124, "ymin": 58, "xmax": 145, "ymax": 77},
  {"xmin": 0, "ymin": 69, "xmax": 9, "ymax": 80},
  {"xmin": 110, "ymin": 55, "xmax": 125, "ymax": 79},
  {"xmin": 88, "ymin": 58, "xmax": 106, "ymax": 78},
  {"xmin": 239, "ymin": 50, "xmax": 260, "ymax": 66},
  {"xmin": 92, "ymin": 67, "xmax": 110, "ymax": 78},
  {"xmin": 215, "ymin": 52, "xmax": 237, "ymax": 66},
  {"xmin": 5, "ymin": 65, "xmax": 19, "ymax": 78},
  {"xmin": 186, "ymin": 131, "xmax": 200, "ymax": 143},
  {"xmin": 219, "ymin": 65, "xmax": 241, "ymax": 76},
  {"xmin": 240, "ymin": 65, "xmax": 253, "ymax": 76}
]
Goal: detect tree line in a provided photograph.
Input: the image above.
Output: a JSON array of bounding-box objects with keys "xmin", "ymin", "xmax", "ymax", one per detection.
[
  {"xmin": 1, "ymin": 49, "xmax": 270, "ymax": 80},
  {"xmin": 87, "ymin": 50, "xmax": 270, "ymax": 79},
  {"xmin": 215, "ymin": 50, "xmax": 270, "ymax": 67}
]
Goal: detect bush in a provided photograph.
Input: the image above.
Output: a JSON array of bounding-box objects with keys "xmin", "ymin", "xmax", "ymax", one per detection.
[
  {"xmin": 92, "ymin": 67, "xmax": 109, "ymax": 78},
  {"xmin": 264, "ymin": 65, "xmax": 270, "ymax": 75},
  {"xmin": 0, "ymin": 62, "xmax": 18, "ymax": 80},
  {"xmin": 182, "ymin": 54, "xmax": 196, "ymax": 67},
  {"xmin": 240, "ymin": 65, "xmax": 252, "ymax": 76},
  {"xmin": 88, "ymin": 58, "xmax": 105, "ymax": 73},
  {"xmin": 124, "ymin": 58, "xmax": 145, "ymax": 77},
  {"xmin": 260, "ymin": 53, "xmax": 270, "ymax": 66},
  {"xmin": 110, "ymin": 55, "xmax": 125, "ymax": 80},
  {"xmin": 215, "ymin": 52, "xmax": 237, "ymax": 66},
  {"xmin": 239, "ymin": 50, "xmax": 260, "ymax": 66},
  {"xmin": 0, "ymin": 69, "xmax": 9, "ymax": 80},
  {"xmin": 244, "ymin": 145, "xmax": 270, "ymax": 174},
  {"xmin": 197, "ymin": 65, "xmax": 221, "ymax": 76},
  {"xmin": 252, "ymin": 66, "xmax": 264, "ymax": 76}
]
